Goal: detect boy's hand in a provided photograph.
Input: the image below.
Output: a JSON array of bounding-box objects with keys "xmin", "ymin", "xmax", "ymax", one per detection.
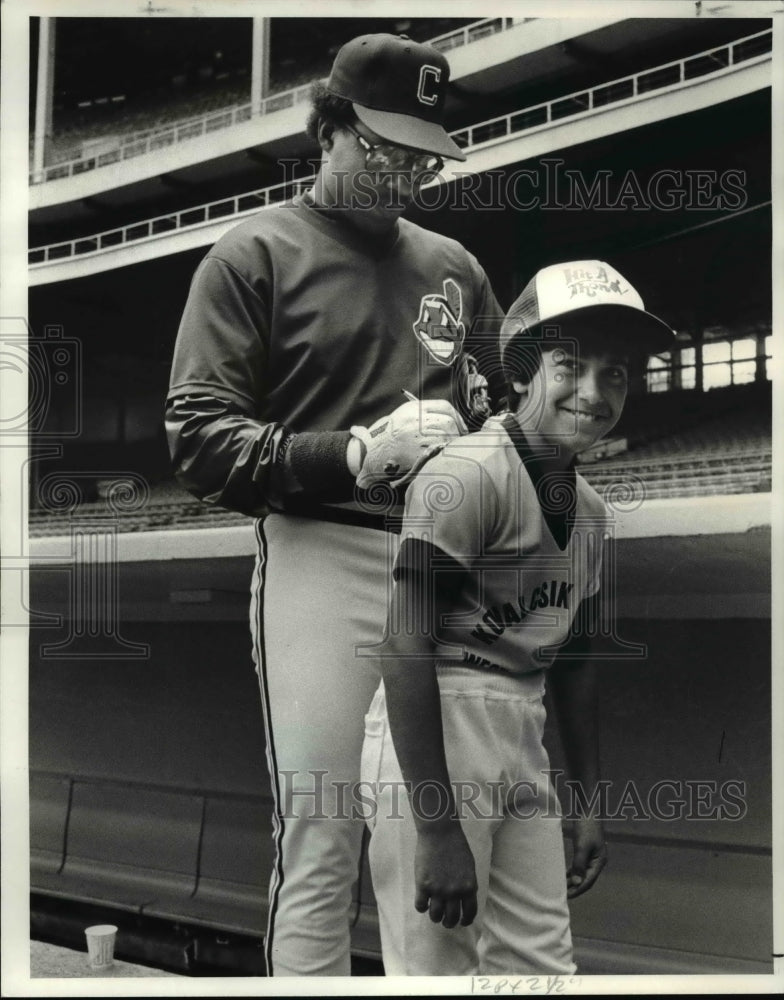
[
  {"xmin": 567, "ymin": 816, "xmax": 607, "ymax": 898},
  {"xmin": 414, "ymin": 822, "xmax": 478, "ymax": 928}
]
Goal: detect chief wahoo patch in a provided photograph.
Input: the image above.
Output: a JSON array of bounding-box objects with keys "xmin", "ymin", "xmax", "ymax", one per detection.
[{"xmin": 413, "ymin": 278, "xmax": 465, "ymax": 366}]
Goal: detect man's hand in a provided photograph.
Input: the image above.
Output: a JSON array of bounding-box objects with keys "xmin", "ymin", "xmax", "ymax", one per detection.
[
  {"xmin": 350, "ymin": 398, "xmax": 467, "ymax": 489},
  {"xmin": 566, "ymin": 816, "xmax": 607, "ymax": 898},
  {"xmin": 414, "ymin": 821, "xmax": 478, "ymax": 928}
]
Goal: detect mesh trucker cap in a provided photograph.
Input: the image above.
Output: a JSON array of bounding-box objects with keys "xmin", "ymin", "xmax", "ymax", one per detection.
[
  {"xmin": 326, "ymin": 33, "xmax": 466, "ymax": 161},
  {"xmin": 500, "ymin": 260, "xmax": 675, "ymax": 373}
]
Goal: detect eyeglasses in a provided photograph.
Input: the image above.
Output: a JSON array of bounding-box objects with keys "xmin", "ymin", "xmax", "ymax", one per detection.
[{"xmin": 344, "ymin": 124, "xmax": 444, "ymax": 176}]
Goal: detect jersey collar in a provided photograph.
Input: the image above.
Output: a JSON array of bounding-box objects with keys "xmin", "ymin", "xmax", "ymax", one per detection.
[
  {"xmin": 295, "ymin": 191, "xmax": 401, "ymax": 258},
  {"xmin": 500, "ymin": 412, "xmax": 577, "ymax": 551},
  {"xmin": 500, "ymin": 412, "xmax": 577, "ymax": 482}
]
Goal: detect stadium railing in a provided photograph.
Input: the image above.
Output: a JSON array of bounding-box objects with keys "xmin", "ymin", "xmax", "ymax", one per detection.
[
  {"xmin": 29, "ymin": 17, "xmax": 521, "ymax": 185},
  {"xmin": 41, "ymin": 81, "xmax": 253, "ymax": 166},
  {"xmin": 448, "ymin": 28, "xmax": 772, "ymax": 149},
  {"xmin": 28, "ymin": 28, "xmax": 773, "ymax": 269}
]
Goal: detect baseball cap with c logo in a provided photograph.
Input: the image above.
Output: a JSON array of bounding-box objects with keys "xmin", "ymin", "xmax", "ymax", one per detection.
[{"xmin": 326, "ymin": 33, "xmax": 466, "ymax": 161}]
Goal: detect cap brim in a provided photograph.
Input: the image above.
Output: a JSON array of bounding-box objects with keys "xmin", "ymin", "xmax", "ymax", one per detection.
[
  {"xmin": 353, "ymin": 104, "xmax": 467, "ymax": 161},
  {"xmin": 515, "ymin": 303, "xmax": 676, "ymax": 357}
]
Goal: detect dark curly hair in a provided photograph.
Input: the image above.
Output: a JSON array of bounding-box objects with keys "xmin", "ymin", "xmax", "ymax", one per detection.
[
  {"xmin": 501, "ymin": 318, "xmax": 647, "ymax": 412},
  {"xmin": 502, "ymin": 337, "xmax": 543, "ymax": 412},
  {"xmin": 305, "ymin": 81, "xmax": 355, "ymax": 144},
  {"xmin": 500, "ymin": 315, "xmax": 544, "ymax": 400}
]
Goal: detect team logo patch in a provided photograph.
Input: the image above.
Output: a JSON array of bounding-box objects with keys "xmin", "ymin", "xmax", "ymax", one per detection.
[{"xmin": 413, "ymin": 278, "xmax": 465, "ymax": 366}]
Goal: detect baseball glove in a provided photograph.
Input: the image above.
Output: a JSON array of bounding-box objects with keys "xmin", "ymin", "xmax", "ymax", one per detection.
[{"xmin": 351, "ymin": 399, "xmax": 467, "ymax": 490}]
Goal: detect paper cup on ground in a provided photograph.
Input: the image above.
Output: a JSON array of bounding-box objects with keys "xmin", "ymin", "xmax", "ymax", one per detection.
[{"xmin": 85, "ymin": 925, "xmax": 117, "ymax": 969}]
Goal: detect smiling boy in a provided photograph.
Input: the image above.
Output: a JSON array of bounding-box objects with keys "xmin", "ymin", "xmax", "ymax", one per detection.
[{"xmin": 361, "ymin": 260, "xmax": 674, "ymax": 974}]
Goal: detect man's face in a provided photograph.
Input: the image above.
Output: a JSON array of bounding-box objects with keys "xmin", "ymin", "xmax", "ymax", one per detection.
[
  {"xmin": 515, "ymin": 343, "xmax": 630, "ymax": 458},
  {"xmin": 327, "ymin": 120, "xmax": 430, "ymax": 232}
]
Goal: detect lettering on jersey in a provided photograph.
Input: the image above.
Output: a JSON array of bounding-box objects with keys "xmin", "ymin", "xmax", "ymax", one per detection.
[
  {"xmin": 469, "ymin": 579, "xmax": 574, "ymax": 647},
  {"xmin": 413, "ymin": 278, "xmax": 466, "ymax": 366},
  {"xmin": 463, "ymin": 651, "xmax": 497, "ymax": 670},
  {"xmin": 563, "ymin": 264, "xmax": 628, "ymax": 301}
]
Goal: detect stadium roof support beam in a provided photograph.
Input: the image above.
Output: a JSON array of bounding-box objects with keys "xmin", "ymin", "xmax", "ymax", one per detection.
[
  {"xmin": 32, "ymin": 17, "xmax": 56, "ymax": 184},
  {"xmin": 251, "ymin": 17, "xmax": 270, "ymax": 116}
]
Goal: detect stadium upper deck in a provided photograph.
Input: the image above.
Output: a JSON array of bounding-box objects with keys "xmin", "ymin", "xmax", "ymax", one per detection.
[
  {"xmin": 30, "ymin": 11, "xmax": 768, "ymax": 213},
  {"xmin": 28, "ymin": 19, "xmax": 772, "ymax": 289}
]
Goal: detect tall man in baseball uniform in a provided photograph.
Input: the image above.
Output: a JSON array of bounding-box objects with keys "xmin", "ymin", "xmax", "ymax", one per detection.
[{"xmin": 166, "ymin": 33, "xmax": 503, "ymax": 976}]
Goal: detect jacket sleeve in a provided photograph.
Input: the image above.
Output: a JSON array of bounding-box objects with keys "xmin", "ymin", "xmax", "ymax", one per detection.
[{"xmin": 166, "ymin": 254, "xmax": 355, "ymax": 515}]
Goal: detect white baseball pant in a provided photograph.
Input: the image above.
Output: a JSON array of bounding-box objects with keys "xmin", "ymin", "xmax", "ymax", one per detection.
[
  {"xmin": 251, "ymin": 512, "xmax": 399, "ymax": 976},
  {"xmin": 361, "ymin": 663, "xmax": 576, "ymax": 975}
]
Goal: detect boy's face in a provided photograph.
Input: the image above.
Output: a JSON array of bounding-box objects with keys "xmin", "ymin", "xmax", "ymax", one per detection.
[{"xmin": 514, "ymin": 342, "xmax": 630, "ymax": 458}]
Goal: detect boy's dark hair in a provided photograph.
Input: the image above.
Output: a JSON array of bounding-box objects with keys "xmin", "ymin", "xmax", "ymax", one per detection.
[
  {"xmin": 502, "ymin": 318, "xmax": 649, "ymax": 408},
  {"xmin": 500, "ymin": 313, "xmax": 544, "ymax": 397},
  {"xmin": 305, "ymin": 81, "xmax": 355, "ymax": 144}
]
